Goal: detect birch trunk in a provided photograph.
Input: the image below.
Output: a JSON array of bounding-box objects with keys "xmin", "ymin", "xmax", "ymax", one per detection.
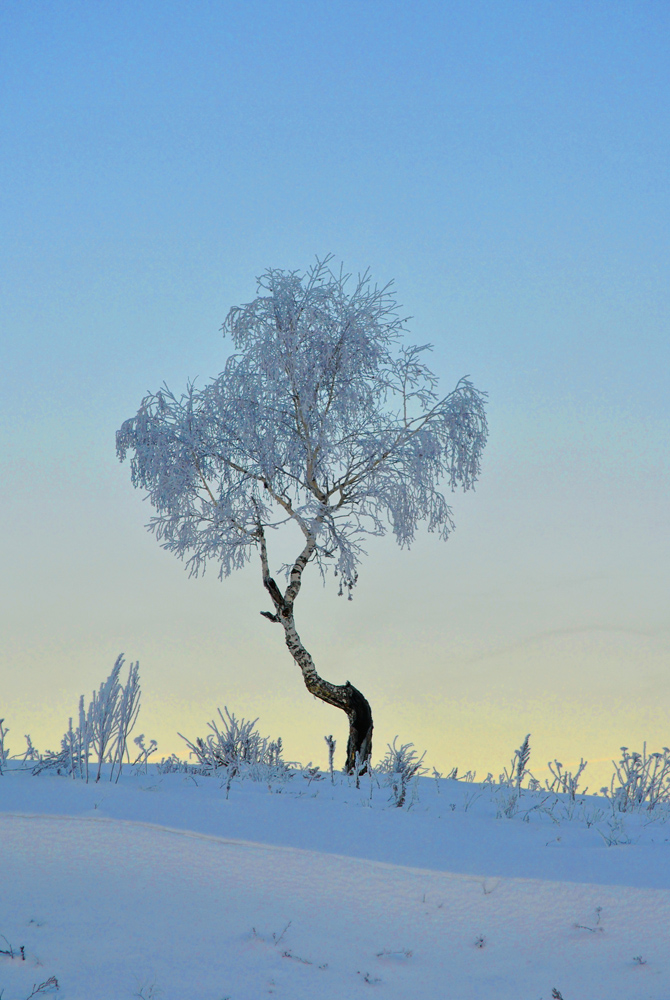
[
  {"xmin": 280, "ymin": 605, "xmax": 373, "ymax": 773},
  {"xmin": 257, "ymin": 526, "xmax": 373, "ymax": 773}
]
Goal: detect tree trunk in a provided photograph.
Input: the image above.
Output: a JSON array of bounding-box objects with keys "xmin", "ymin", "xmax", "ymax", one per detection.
[
  {"xmin": 280, "ymin": 605, "xmax": 373, "ymax": 773},
  {"xmin": 257, "ymin": 525, "xmax": 373, "ymax": 773}
]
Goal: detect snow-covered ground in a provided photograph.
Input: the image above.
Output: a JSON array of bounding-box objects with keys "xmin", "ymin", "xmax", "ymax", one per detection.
[{"xmin": 1, "ymin": 763, "xmax": 669, "ymax": 1000}]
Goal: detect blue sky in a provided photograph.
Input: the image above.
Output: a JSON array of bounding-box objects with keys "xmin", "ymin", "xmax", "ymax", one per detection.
[{"xmin": 2, "ymin": 1, "xmax": 668, "ymax": 780}]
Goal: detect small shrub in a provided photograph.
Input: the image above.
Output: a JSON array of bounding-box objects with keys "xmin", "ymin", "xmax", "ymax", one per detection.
[
  {"xmin": 179, "ymin": 708, "xmax": 290, "ymax": 789},
  {"xmin": 378, "ymin": 737, "xmax": 427, "ymax": 807}
]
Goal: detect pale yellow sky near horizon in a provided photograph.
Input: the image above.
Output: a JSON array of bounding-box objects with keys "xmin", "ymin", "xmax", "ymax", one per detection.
[{"xmin": 3, "ymin": 400, "xmax": 668, "ymax": 792}]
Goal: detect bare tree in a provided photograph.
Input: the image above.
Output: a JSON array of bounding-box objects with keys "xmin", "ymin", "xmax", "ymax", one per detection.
[{"xmin": 116, "ymin": 257, "xmax": 487, "ymax": 771}]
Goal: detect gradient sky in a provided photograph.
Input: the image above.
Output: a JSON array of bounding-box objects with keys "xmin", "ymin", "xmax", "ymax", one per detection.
[{"xmin": 2, "ymin": 0, "xmax": 669, "ymax": 786}]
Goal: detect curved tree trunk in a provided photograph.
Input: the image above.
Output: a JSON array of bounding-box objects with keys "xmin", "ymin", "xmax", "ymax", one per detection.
[
  {"xmin": 280, "ymin": 606, "xmax": 373, "ymax": 773},
  {"xmin": 257, "ymin": 526, "xmax": 373, "ymax": 773}
]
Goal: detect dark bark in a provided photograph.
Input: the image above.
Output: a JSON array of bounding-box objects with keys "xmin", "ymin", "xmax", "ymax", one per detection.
[
  {"xmin": 342, "ymin": 680, "xmax": 374, "ymax": 773},
  {"xmin": 257, "ymin": 526, "xmax": 372, "ymax": 773},
  {"xmin": 277, "ymin": 603, "xmax": 373, "ymax": 773}
]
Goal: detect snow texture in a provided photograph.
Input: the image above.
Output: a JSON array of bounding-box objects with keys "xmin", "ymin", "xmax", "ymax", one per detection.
[{"xmin": 1, "ymin": 767, "xmax": 669, "ymax": 1000}]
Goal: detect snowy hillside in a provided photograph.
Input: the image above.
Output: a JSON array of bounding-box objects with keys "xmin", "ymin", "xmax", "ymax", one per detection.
[{"xmin": 2, "ymin": 752, "xmax": 670, "ymax": 1000}]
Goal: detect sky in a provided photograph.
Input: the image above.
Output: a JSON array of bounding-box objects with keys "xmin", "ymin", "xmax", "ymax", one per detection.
[{"xmin": 1, "ymin": 0, "xmax": 669, "ymax": 786}]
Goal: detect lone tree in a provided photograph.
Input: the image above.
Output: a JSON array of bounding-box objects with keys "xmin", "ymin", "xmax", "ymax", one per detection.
[{"xmin": 116, "ymin": 257, "xmax": 487, "ymax": 771}]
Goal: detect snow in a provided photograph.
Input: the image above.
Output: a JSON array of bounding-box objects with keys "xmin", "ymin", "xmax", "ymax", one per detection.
[{"xmin": 1, "ymin": 767, "xmax": 670, "ymax": 999}]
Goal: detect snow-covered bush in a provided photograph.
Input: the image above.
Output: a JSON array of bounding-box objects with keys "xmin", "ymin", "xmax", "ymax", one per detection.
[
  {"xmin": 378, "ymin": 738, "xmax": 427, "ymax": 807},
  {"xmin": 32, "ymin": 655, "xmax": 142, "ymax": 782},
  {"xmin": 604, "ymin": 744, "xmax": 670, "ymax": 812},
  {"xmin": 179, "ymin": 707, "xmax": 290, "ymax": 786}
]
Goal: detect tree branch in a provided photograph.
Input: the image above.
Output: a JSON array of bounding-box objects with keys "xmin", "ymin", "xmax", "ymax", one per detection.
[
  {"xmin": 256, "ymin": 523, "xmax": 285, "ymax": 621},
  {"xmin": 284, "ymin": 532, "xmax": 318, "ymax": 607}
]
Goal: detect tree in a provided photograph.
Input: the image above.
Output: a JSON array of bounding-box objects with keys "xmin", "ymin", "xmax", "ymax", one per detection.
[{"xmin": 116, "ymin": 257, "xmax": 488, "ymax": 772}]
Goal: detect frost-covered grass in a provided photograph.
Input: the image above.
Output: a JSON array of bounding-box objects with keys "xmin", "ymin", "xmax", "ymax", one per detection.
[{"xmin": 2, "ymin": 675, "xmax": 670, "ymax": 999}]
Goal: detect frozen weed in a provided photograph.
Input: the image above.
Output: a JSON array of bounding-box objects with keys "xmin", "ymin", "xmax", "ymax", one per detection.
[
  {"xmin": 0, "ymin": 719, "xmax": 10, "ymax": 775},
  {"xmin": 0, "ymin": 723, "xmax": 38, "ymax": 772},
  {"xmin": 494, "ymin": 788, "xmax": 519, "ymax": 819},
  {"xmin": 252, "ymin": 921, "xmax": 292, "ymax": 947},
  {"xmin": 281, "ymin": 949, "xmax": 320, "ymax": 966},
  {"xmin": 132, "ymin": 981, "xmax": 162, "ymax": 1000},
  {"xmin": 499, "ymin": 734, "xmax": 533, "ymax": 790},
  {"xmin": 595, "ymin": 822, "xmax": 637, "ymax": 846},
  {"xmin": 324, "ymin": 735, "xmax": 336, "ymax": 783},
  {"xmin": 302, "ymin": 764, "xmax": 324, "ymax": 785},
  {"xmin": 358, "ymin": 971, "xmax": 382, "ymax": 984},
  {"xmin": 20, "ymin": 735, "xmax": 40, "ymax": 764},
  {"xmin": 155, "ymin": 754, "xmax": 204, "ymax": 776},
  {"xmin": 0, "ymin": 934, "xmax": 24, "ymax": 961},
  {"xmin": 24, "ymin": 978, "xmax": 59, "ymax": 998},
  {"xmin": 132, "ymin": 735, "xmax": 158, "ymax": 775},
  {"xmin": 574, "ymin": 906, "xmax": 603, "ymax": 932},
  {"xmin": 580, "ymin": 803, "xmax": 605, "ymax": 828},
  {"xmin": 519, "ymin": 794, "xmax": 561, "ymax": 825},
  {"xmin": 378, "ymin": 737, "xmax": 427, "ymax": 807},
  {"xmin": 546, "ymin": 759, "xmax": 588, "ymax": 800},
  {"xmin": 272, "ymin": 922, "xmax": 291, "ymax": 946},
  {"xmin": 461, "ymin": 787, "xmax": 483, "ymax": 812},
  {"xmin": 32, "ymin": 656, "xmax": 141, "ymax": 782},
  {"xmin": 604, "ymin": 744, "xmax": 670, "ymax": 812},
  {"xmin": 254, "ymin": 925, "xmax": 326, "ymax": 970}
]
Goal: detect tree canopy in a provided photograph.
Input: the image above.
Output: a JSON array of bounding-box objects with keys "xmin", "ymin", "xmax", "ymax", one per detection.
[{"xmin": 116, "ymin": 258, "xmax": 488, "ymax": 592}]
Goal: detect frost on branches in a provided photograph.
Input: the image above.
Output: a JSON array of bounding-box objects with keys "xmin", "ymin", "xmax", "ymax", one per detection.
[{"xmin": 116, "ymin": 257, "xmax": 487, "ymax": 771}]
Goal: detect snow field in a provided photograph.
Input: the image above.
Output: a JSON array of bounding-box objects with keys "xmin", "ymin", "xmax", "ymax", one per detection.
[{"xmin": 1, "ymin": 769, "xmax": 670, "ymax": 999}]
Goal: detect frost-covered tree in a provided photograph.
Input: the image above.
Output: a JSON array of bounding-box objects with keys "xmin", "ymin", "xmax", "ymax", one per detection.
[{"xmin": 116, "ymin": 257, "xmax": 487, "ymax": 771}]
